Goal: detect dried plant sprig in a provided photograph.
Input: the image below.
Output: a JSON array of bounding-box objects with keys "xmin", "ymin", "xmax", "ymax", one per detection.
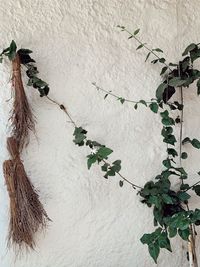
[
  {"xmin": 11, "ymin": 53, "xmax": 35, "ymax": 151},
  {"xmin": 1, "ymin": 41, "xmax": 50, "ymax": 251},
  {"xmin": 4, "ymin": 137, "xmax": 50, "ymax": 249}
]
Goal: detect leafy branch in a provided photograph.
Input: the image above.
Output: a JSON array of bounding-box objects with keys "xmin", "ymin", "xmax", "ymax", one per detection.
[{"xmin": 117, "ymin": 25, "xmax": 173, "ymax": 71}]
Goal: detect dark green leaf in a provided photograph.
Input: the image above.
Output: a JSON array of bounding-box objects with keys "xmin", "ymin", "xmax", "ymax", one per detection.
[
  {"xmin": 191, "ymin": 138, "xmax": 200, "ymax": 149},
  {"xmin": 181, "ymin": 152, "xmax": 188, "ymax": 159},
  {"xmin": 160, "ymin": 66, "xmax": 168, "ymax": 75},
  {"xmin": 139, "ymin": 100, "xmax": 147, "ymax": 106},
  {"xmin": 182, "ymin": 137, "xmax": 191, "ymax": 144},
  {"xmin": 136, "ymin": 44, "xmax": 144, "ymax": 50},
  {"xmin": 149, "ymin": 102, "xmax": 158, "ymax": 113},
  {"xmin": 145, "ymin": 52, "xmax": 151, "ymax": 62},
  {"xmin": 134, "ymin": 28, "xmax": 140, "ymax": 35},
  {"xmin": 8, "ymin": 40, "xmax": 17, "ymax": 60},
  {"xmin": 177, "ymin": 191, "xmax": 190, "ymax": 201},
  {"xmin": 182, "ymin": 43, "xmax": 197, "ymax": 56},
  {"xmin": 178, "ymin": 228, "xmax": 190, "ymax": 241},
  {"xmin": 168, "ymin": 227, "xmax": 177, "ymax": 238},
  {"xmin": 167, "ymin": 148, "xmax": 178, "ymax": 157},
  {"xmin": 148, "ymin": 242, "xmax": 160, "ymax": 263},
  {"xmin": 119, "ymin": 180, "xmax": 123, "ymax": 187},
  {"xmin": 168, "ymin": 77, "xmax": 186, "ymax": 87},
  {"xmin": 153, "ymin": 48, "xmax": 163, "ymax": 53},
  {"xmin": 97, "ymin": 147, "xmax": 113, "ymax": 159},
  {"xmin": 193, "ymin": 185, "xmax": 200, "ymax": 196},
  {"xmin": 162, "ymin": 194, "xmax": 174, "ymax": 204},
  {"xmin": 162, "ymin": 159, "xmax": 171, "ymax": 169},
  {"xmin": 87, "ymin": 154, "xmax": 98, "ymax": 169},
  {"xmin": 156, "ymin": 83, "xmax": 167, "ymax": 101}
]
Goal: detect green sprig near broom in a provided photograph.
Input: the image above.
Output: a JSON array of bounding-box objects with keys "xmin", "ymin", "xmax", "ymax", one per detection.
[{"xmin": 1, "ymin": 42, "xmax": 50, "ymax": 250}]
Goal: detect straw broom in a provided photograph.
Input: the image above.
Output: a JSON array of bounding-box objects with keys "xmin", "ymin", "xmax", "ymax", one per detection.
[{"xmin": 3, "ymin": 53, "xmax": 49, "ymax": 250}]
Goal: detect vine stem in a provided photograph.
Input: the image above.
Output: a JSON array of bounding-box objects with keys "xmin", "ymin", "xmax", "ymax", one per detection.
[
  {"xmin": 178, "ymin": 62, "xmax": 198, "ymax": 267},
  {"xmin": 92, "ymin": 82, "xmax": 154, "ymax": 104},
  {"xmin": 179, "ymin": 86, "xmax": 183, "ymax": 167},
  {"xmin": 45, "ymin": 95, "xmax": 142, "ymax": 190}
]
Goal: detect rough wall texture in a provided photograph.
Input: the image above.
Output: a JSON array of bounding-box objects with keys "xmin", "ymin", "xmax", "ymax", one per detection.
[{"xmin": 0, "ymin": 0, "xmax": 200, "ymax": 266}]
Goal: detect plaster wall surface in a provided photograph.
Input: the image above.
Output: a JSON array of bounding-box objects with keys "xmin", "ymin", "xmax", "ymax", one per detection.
[{"xmin": 0, "ymin": 0, "xmax": 200, "ymax": 266}]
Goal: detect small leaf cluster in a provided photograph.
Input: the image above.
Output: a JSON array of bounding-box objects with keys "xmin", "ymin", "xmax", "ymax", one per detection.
[
  {"xmin": 0, "ymin": 40, "xmax": 49, "ymax": 97},
  {"xmin": 73, "ymin": 127, "xmax": 122, "ymax": 180},
  {"xmin": 0, "ymin": 40, "xmax": 17, "ymax": 61}
]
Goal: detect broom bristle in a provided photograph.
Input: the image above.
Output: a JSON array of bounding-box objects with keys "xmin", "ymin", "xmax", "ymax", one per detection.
[
  {"xmin": 3, "ymin": 139, "xmax": 50, "ymax": 249},
  {"xmin": 11, "ymin": 53, "xmax": 35, "ymax": 151}
]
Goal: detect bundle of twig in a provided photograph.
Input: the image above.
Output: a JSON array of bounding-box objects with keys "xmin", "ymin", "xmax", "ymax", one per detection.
[
  {"xmin": 3, "ymin": 52, "xmax": 49, "ymax": 250},
  {"xmin": 11, "ymin": 53, "xmax": 35, "ymax": 152}
]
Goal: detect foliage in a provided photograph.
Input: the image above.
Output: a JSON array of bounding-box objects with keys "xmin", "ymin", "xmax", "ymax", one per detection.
[
  {"xmin": 0, "ymin": 40, "xmax": 49, "ymax": 97},
  {"xmin": 93, "ymin": 26, "xmax": 200, "ymax": 263},
  {"xmin": 2, "ymin": 31, "xmax": 200, "ymax": 263}
]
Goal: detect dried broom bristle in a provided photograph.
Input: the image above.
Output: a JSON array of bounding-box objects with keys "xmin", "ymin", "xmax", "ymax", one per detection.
[
  {"xmin": 3, "ymin": 137, "xmax": 50, "ymax": 249},
  {"xmin": 11, "ymin": 53, "xmax": 35, "ymax": 151}
]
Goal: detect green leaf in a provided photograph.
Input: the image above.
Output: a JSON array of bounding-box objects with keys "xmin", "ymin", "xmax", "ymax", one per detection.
[
  {"xmin": 101, "ymin": 163, "xmax": 109, "ymax": 172},
  {"xmin": 163, "ymin": 135, "xmax": 176, "ymax": 146},
  {"xmin": 145, "ymin": 52, "xmax": 151, "ymax": 62},
  {"xmin": 97, "ymin": 147, "xmax": 113, "ymax": 159},
  {"xmin": 167, "ymin": 148, "xmax": 178, "ymax": 157},
  {"xmin": 156, "ymin": 83, "xmax": 167, "ymax": 101},
  {"xmin": 191, "ymin": 138, "xmax": 200, "ymax": 149},
  {"xmin": 136, "ymin": 44, "xmax": 144, "ymax": 50},
  {"xmin": 168, "ymin": 77, "xmax": 186, "ymax": 87},
  {"xmin": 153, "ymin": 48, "xmax": 163, "ymax": 53},
  {"xmin": 182, "ymin": 137, "xmax": 191, "ymax": 144},
  {"xmin": 73, "ymin": 127, "xmax": 87, "ymax": 146},
  {"xmin": 18, "ymin": 48, "xmax": 32, "ymax": 54},
  {"xmin": 162, "ymin": 194, "xmax": 174, "ymax": 204},
  {"xmin": 134, "ymin": 103, "xmax": 138, "ymax": 110},
  {"xmin": 149, "ymin": 196, "xmax": 161, "ymax": 209},
  {"xmin": 148, "ymin": 242, "xmax": 160, "ymax": 263},
  {"xmin": 87, "ymin": 154, "xmax": 98, "ymax": 169},
  {"xmin": 193, "ymin": 185, "xmax": 200, "ymax": 196},
  {"xmin": 160, "ymin": 66, "xmax": 168, "ymax": 75},
  {"xmin": 162, "ymin": 159, "xmax": 171, "ymax": 169},
  {"xmin": 118, "ymin": 97, "xmax": 125, "ymax": 104},
  {"xmin": 178, "ymin": 228, "xmax": 190, "ymax": 241},
  {"xmin": 177, "ymin": 191, "xmax": 190, "ymax": 201},
  {"xmin": 140, "ymin": 233, "xmax": 152, "ymax": 245},
  {"xmin": 162, "ymin": 118, "xmax": 175, "ymax": 126},
  {"xmin": 181, "ymin": 152, "xmax": 188, "ymax": 159},
  {"xmin": 182, "ymin": 43, "xmax": 197, "ymax": 56},
  {"xmin": 149, "ymin": 102, "xmax": 158, "ymax": 113},
  {"xmin": 180, "ymin": 183, "xmax": 189, "ymax": 190},
  {"xmin": 139, "ymin": 100, "xmax": 147, "ymax": 106},
  {"xmin": 134, "ymin": 28, "xmax": 140, "ymax": 35},
  {"xmin": 158, "ymin": 232, "xmax": 172, "ymax": 252},
  {"xmin": 159, "ymin": 58, "xmax": 166, "ymax": 63},
  {"xmin": 168, "ymin": 227, "xmax": 177, "ymax": 238},
  {"xmin": 119, "ymin": 180, "xmax": 123, "ymax": 187},
  {"xmin": 8, "ymin": 40, "xmax": 17, "ymax": 60}
]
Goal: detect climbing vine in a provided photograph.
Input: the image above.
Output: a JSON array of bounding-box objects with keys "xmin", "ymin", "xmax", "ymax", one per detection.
[{"xmin": 1, "ymin": 27, "xmax": 200, "ymax": 265}]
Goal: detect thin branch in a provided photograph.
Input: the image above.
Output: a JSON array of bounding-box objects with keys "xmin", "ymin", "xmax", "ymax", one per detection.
[
  {"xmin": 92, "ymin": 82, "xmax": 155, "ymax": 104},
  {"xmin": 118, "ymin": 26, "xmax": 173, "ymax": 72}
]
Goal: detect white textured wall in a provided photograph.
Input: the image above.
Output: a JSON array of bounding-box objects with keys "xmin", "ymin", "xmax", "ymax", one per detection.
[{"xmin": 0, "ymin": 0, "xmax": 200, "ymax": 266}]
